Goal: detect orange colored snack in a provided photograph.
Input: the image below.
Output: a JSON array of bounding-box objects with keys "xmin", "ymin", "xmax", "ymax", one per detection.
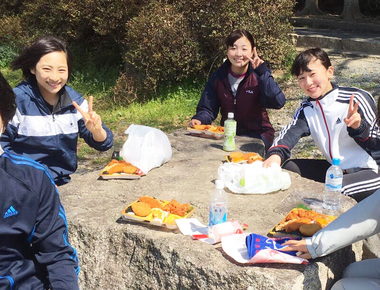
[
  {"xmin": 138, "ymin": 196, "xmax": 163, "ymax": 209},
  {"xmin": 275, "ymin": 208, "xmax": 336, "ymax": 233},
  {"xmin": 163, "ymin": 199, "xmax": 191, "ymax": 217},
  {"xmin": 243, "ymin": 153, "xmax": 264, "ymax": 163},
  {"xmin": 131, "ymin": 202, "xmax": 151, "ymax": 217},
  {"xmin": 284, "ymin": 217, "xmax": 312, "ymax": 232},
  {"xmin": 193, "ymin": 124, "xmax": 212, "ymax": 130},
  {"xmin": 106, "ymin": 160, "xmax": 138, "ymax": 175},
  {"xmin": 208, "ymin": 126, "xmax": 224, "ymax": 133},
  {"xmin": 226, "ymin": 152, "xmax": 263, "ymax": 163},
  {"xmin": 299, "ymin": 223, "xmax": 322, "ymax": 236}
]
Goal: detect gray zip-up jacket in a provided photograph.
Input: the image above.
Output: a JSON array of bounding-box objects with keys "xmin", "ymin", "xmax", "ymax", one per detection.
[{"xmin": 307, "ymin": 189, "xmax": 380, "ymax": 258}]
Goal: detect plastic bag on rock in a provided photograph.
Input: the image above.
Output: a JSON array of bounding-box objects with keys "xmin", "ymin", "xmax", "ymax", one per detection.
[
  {"xmin": 120, "ymin": 124, "xmax": 172, "ymax": 174},
  {"xmin": 218, "ymin": 161, "xmax": 291, "ymax": 194}
]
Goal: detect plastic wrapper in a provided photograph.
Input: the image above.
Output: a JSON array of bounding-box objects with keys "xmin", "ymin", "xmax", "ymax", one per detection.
[
  {"xmin": 218, "ymin": 161, "xmax": 291, "ymax": 194},
  {"xmin": 221, "ymin": 233, "xmax": 308, "ymax": 265},
  {"xmin": 120, "ymin": 124, "xmax": 172, "ymax": 174}
]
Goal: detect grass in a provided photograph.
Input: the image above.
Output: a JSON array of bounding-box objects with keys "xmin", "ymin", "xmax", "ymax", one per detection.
[
  {"xmin": 80, "ymin": 81, "xmax": 205, "ymax": 166},
  {"xmin": 1, "ymin": 56, "xmax": 205, "ymax": 166},
  {"xmin": 105, "ymin": 82, "xmax": 204, "ymax": 132},
  {"xmin": 0, "ymin": 44, "xmax": 302, "ymax": 167}
]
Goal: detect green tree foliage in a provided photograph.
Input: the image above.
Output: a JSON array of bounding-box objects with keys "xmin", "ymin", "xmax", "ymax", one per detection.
[{"xmin": 0, "ymin": 0, "xmax": 296, "ymax": 104}]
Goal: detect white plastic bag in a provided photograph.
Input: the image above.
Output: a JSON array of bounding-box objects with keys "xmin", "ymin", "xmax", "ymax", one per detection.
[
  {"xmin": 120, "ymin": 124, "xmax": 172, "ymax": 174},
  {"xmin": 218, "ymin": 161, "xmax": 291, "ymax": 194}
]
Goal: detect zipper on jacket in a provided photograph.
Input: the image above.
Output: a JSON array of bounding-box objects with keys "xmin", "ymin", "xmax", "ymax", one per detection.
[{"xmin": 316, "ymin": 99, "xmax": 333, "ymax": 160}]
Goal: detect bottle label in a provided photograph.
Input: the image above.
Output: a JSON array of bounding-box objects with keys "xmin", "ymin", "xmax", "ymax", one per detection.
[
  {"xmin": 325, "ymin": 176, "xmax": 343, "ymax": 191},
  {"xmin": 223, "ymin": 120, "xmax": 236, "ymax": 151},
  {"xmin": 209, "ymin": 203, "xmax": 227, "ymax": 227},
  {"xmin": 325, "ymin": 183, "xmax": 342, "ymax": 191},
  {"xmin": 224, "ymin": 121, "xmax": 236, "ymax": 136}
]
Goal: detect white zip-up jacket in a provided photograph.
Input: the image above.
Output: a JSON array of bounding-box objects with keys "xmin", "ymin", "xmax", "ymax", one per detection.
[{"xmin": 267, "ymin": 84, "xmax": 379, "ymax": 172}]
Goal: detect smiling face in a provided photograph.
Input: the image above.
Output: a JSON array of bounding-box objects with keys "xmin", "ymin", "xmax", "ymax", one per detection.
[
  {"xmin": 297, "ymin": 57, "xmax": 334, "ymax": 99},
  {"xmin": 30, "ymin": 51, "xmax": 68, "ymax": 103},
  {"xmin": 227, "ymin": 36, "xmax": 254, "ymax": 75}
]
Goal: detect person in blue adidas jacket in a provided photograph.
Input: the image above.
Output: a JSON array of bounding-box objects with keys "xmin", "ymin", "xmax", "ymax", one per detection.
[
  {"xmin": 263, "ymin": 47, "xmax": 380, "ymax": 202},
  {"xmin": 1, "ymin": 36, "xmax": 113, "ymax": 186},
  {"xmin": 0, "ymin": 71, "xmax": 80, "ymax": 289}
]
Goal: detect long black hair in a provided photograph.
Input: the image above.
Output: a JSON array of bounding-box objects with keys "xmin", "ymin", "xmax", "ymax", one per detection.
[
  {"xmin": 0, "ymin": 71, "xmax": 16, "ymax": 127},
  {"xmin": 11, "ymin": 36, "xmax": 73, "ymax": 81}
]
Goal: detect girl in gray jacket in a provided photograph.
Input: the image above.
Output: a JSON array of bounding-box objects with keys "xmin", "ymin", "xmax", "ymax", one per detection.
[{"xmin": 283, "ymin": 189, "xmax": 380, "ymax": 289}]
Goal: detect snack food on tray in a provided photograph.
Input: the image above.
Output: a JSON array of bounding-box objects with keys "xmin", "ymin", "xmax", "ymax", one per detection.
[
  {"xmin": 225, "ymin": 152, "xmax": 263, "ymax": 164},
  {"xmin": 138, "ymin": 196, "xmax": 164, "ymax": 209},
  {"xmin": 100, "ymin": 159, "xmax": 144, "ymax": 179},
  {"xmin": 163, "ymin": 199, "xmax": 191, "ymax": 217},
  {"xmin": 131, "ymin": 201, "xmax": 152, "ymax": 217},
  {"xmin": 186, "ymin": 125, "xmax": 224, "ymax": 139},
  {"xmin": 270, "ymin": 207, "xmax": 336, "ymax": 237},
  {"xmin": 121, "ymin": 196, "xmax": 195, "ymax": 229}
]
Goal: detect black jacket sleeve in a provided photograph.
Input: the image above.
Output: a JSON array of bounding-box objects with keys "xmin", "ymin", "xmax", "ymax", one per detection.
[
  {"xmin": 266, "ymin": 105, "xmax": 311, "ymax": 164},
  {"xmin": 191, "ymin": 73, "xmax": 221, "ymax": 124},
  {"xmin": 255, "ymin": 62, "xmax": 286, "ymax": 109}
]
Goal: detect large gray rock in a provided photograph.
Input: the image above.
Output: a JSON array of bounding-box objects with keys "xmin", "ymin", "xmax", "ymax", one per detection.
[{"xmin": 60, "ymin": 130, "xmax": 361, "ymax": 289}]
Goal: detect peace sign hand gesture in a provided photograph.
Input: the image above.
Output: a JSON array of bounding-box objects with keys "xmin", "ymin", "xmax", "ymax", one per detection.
[
  {"xmin": 72, "ymin": 96, "xmax": 107, "ymax": 142},
  {"xmin": 344, "ymin": 94, "xmax": 361, "ymax": 130},
  {"xmin": 245, "ymin": 47, "xmax": 264, "ymax": 70}
]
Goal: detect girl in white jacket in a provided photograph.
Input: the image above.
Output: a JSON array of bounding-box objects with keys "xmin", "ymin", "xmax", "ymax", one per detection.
[{"xmin": 263, "ymin": 48, "xmax": 380, "ymax": 202}]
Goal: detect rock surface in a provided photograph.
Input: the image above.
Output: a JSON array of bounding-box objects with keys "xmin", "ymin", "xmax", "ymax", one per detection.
[{"xmin": 60, "ymin": 131, "xmax": 361, "ymax": 290}]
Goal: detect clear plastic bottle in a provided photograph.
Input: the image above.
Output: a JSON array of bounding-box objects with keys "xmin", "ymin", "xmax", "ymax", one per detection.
[
  {"xmin": 209, "ymin": 180, "xmax": 228, "ymax": 229},
  {"xmin": 223, "ymin": 112, "xmax": 237, "ymax": 152},
  {"xmin": 323, "ymin": 158, "xmax": 343, "ymax": 211}
]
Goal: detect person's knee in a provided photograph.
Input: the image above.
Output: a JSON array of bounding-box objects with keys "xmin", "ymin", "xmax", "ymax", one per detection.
[
  {"xmin": 332, "ymin": 278, "xmax": 380, "ymax": 290},
  {"xmin": 330, "ymin": 279, "xmax": 344, "ymax": 290},
  {"xmin": 342, "ymin": 258, "xmax": 380, "ymax": 279}
]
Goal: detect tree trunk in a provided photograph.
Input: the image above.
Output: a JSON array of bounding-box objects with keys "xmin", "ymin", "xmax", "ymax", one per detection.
[
  {"xmin": 297, "ymin": 0, "xmax": 323, "ymax": 16},
  {"xmin": 341, "ymin": 0, "xmax": 363, "ymax": 20}
]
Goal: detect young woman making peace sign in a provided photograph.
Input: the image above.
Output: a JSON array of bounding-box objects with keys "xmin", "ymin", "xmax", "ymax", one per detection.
[{"xmin": 1, "ymin": 36, "xmax": 113, "ymax": 185}]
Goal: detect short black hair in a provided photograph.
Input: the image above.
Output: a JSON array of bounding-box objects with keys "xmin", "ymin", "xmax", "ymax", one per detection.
[
  {"xmin": 225, "ymin": 29, "xmax": 255, "ymax": 49},
  {"xmin": 0, "ymin": 71, "xmax": 16, "ymax": 127},
  {"xmin": 291, "ymin": 47, "xmax": 332, "ymax": 77},
  {"xmin": 11, "ymin": 35, "xmax": 73, "ymax": 81}
]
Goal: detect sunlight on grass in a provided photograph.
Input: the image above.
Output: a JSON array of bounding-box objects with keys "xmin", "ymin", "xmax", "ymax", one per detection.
[{"xmin": 104, "ymin": 89, "xmax": 202, "ymax": 133}]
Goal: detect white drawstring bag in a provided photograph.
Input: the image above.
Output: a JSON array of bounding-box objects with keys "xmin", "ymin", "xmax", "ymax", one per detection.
[{"xmin": 120, "ymin": 124, "xmax": 172, "ymax": 174}]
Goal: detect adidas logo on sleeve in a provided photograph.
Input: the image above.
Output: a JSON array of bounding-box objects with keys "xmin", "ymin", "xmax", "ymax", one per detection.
[{"xmin": 4, "ymin": 206, "xmax": 19, "ymax": 218}]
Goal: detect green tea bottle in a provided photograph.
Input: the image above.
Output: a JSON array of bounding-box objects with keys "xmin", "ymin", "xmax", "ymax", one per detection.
[{"xmin": 223, "ymin": 112, "xmax": 237, "ymax": 151}]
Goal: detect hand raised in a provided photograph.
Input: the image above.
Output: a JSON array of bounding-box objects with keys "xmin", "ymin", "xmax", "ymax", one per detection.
[
  {"xmin": 344, "ymin": 94, "xmax": 361, "ymax": 129},
  {"xmin": 73, "ymin": 96, "xmax": 107, "ymax": 142},
  {"xmin": 246, "ymin": 47, "xmax": 264, "ymax": 69}
]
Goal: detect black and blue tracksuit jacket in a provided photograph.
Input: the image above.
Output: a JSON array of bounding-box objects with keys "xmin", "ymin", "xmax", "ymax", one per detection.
[{"xmin": 0, "ymin": 149, "xmax": 79, "ymax": 289}]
